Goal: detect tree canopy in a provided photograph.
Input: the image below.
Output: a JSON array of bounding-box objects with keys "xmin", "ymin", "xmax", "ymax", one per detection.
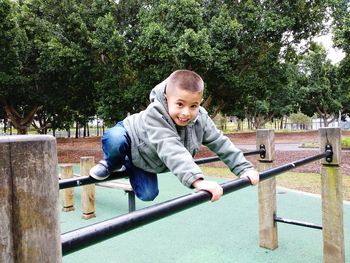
[{"xmin": 0, "ymin": 0, "xmax": 348, "ymax": 134}]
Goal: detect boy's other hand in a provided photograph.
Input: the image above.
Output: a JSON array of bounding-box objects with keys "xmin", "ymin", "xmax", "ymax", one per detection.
[
  {"xmin": 192, "ymin": 179, "xmax": 223, "ymax": 202},
  {"xmin": 240, "ymin": 170, "xmax": 260, "ymax": 185}
]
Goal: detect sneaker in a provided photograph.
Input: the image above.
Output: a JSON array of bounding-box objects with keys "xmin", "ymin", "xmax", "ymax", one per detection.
[{"xmin": 89, "ymin": 160, "xmax": 110, "ymax": 180}]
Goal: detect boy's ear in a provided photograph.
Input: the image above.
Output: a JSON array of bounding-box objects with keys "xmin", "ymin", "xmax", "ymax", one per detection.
[{"xmin": 201, "ymin": 98, "xmax": 204, "ymax": 104}]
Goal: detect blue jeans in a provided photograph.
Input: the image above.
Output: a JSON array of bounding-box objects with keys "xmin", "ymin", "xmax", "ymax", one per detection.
[{"xmin": 102, "ymin": 122, "xmax": 159, "ymax": 201}]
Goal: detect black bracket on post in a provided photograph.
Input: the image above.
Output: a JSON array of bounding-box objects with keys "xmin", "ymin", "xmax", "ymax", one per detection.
[
  {"xmin": 325, "ymin": 144, "xmax": 333, "ymax": 163},
  {"xmin": 259, "ymin": 144, "xmax": 266, "ymax": 159}
]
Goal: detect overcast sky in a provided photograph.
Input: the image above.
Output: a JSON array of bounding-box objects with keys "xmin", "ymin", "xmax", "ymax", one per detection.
[{"xmin": 314, "ymin": 33, "xmax": 346, "ymax": 65}]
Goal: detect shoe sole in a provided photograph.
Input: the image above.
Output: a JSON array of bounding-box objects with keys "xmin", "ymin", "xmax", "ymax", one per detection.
[{"xmin": 89, "ymin": 171, "xmax": 109, "ymax": 181}]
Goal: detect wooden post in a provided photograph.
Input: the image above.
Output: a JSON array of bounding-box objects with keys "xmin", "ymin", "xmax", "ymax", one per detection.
[
  {"xmin": 80, "ymin": 156, "xmax": 96, "ymax": 219},
  {"xmin": 319, "ymin": 128, "xmax": 344, "ymax": 263},
  {"xmin": 256, "ymin": 129, "xmax": 277, "ymax": 250},
  {"xmin": 0, "ymin": 135, "xmax": 61, "ymax": 262},
  {"xmin": 59, "ymin": 164, "xmax": 75, "ymax": 211}
]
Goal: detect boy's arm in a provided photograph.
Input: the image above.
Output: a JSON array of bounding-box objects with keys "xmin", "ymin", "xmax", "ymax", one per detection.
[{"xmin": 202, "ymin": 114, "xmax": 256, "ymax": 177}]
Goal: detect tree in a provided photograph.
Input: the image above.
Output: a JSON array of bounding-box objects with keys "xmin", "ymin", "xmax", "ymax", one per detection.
[
  {"xmin": 127, "ymin": 0, "xmax": 335, "ymax": 125},
  {"xmin": 298, "ymin": 43, "xmax": 344, "ymax": 127},
  {"xmin": 224, "ymin": 0, "xmax": 333, "ymax": 128},
  {"xmin": 129, "ymin": 0, "xmax": 211, "ymax": 112},
  {"xmin": 0, "ymin": 0, "xmax": 29, "ymax": 134},
  {"xmin": 91, "ymin": 13, "xmax": 131, "ymax": 124},
  {"xmin": 332, "ymin": 1, "xmax": 350, "ymax": 118},
  {"xmin": 289, "ymin": 112, "xmax": 312, "ymax": 129},
  {"xmin": 1, "ymin": 0, "xmax": 130, "ymax": 134}
]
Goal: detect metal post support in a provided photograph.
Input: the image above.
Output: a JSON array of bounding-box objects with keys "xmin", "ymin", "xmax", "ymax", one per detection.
[{"xmin": 128, "ymin": 191, "xmax": 136, "ymax": 212}]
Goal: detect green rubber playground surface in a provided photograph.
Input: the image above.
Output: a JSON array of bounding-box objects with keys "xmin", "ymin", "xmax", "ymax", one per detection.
[{"xmin": 60, "ymin": 172, "xmax": 350, "ymax": 263}]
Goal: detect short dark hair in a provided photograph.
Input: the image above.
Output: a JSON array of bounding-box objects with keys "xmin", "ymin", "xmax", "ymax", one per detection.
[{"xmin": 167, "ymin": 70, "xmax": 204, "ymax": 93}]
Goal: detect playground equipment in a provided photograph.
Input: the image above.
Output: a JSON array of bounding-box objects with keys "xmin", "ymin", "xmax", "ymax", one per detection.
[
  {"xmin": 61, "ymin": 148, "xmax": 332, "ymax": 255},
  {"xmin": 58, "ymin": 149, "xmax": 263, "ymax": 216},
  {"xmin": 0, "ymin": 128, "xmax": 345, "ymax": 263}
]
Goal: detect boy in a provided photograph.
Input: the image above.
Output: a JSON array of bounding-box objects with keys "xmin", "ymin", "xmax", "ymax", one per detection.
[{"xmin": 90, "ymin": 70, "xmax": 259, "ymax": 202}]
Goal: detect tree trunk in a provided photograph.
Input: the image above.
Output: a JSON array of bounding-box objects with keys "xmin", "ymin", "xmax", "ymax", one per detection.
[
  {"xmin": 83, "ymin": 123, "xmax": 87, "ymax": 137},
  {"xmin": 280, "ymin": 117, "xmax": 283, "ymax": 130},
  {"xmin": 3, "ymin": 102, "xmax": 42, "ymax": 135},
  {"xmin": 75, "ymin": 122, "xmax": 79, "ymax": 138},
  {"xmin": 4, "ymin": 118, "xmax": 7, "ymax": 134},
  {"xmin": 237, "ymin": 119, "xmax": 241, "ymax": 131}
]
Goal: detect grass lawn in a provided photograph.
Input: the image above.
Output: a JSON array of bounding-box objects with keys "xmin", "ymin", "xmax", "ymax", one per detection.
[{"xmin": 200, "ymin": 165, "xmax": 350, "ymax": 201}]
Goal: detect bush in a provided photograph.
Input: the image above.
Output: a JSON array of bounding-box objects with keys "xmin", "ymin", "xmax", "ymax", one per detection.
[{"xmin": 342, "ymin": 137, "xmax": 350, "ymax": 148}]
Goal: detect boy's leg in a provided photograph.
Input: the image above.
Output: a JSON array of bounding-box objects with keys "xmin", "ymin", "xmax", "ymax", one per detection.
[
  {"xmin": 90, "ymin": 122, "xmax": 130, "ymax": 180},
  {"xmin": 101, "ymin": 122, "xmax": 130, "ymax": 171},
  {"xmin": 125, "ymin": 156, "xmax": 159, "ymax": 202}
]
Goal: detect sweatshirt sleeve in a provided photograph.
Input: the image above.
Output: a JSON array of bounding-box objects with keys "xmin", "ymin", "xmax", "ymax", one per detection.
[
  {"xmin": 143, "ymin": 104, "xmax": 204, "ymax": 188},
  {"xmin": 202, "ymin": 115, "xmax": 254, "ymax": 176}
]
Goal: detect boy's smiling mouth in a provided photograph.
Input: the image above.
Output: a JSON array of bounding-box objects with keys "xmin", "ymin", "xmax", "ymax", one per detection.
[{"xmin": 177, "ymin": 117, "xmax": 190, "ymax": 125}]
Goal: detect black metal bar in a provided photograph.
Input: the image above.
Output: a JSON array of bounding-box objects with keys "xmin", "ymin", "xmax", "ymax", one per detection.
[
  {"xmin": 194, "ymin": 156, "xmax": 220, "ymax": 164},
  {"xmin": 61, "ymin": 151, "xmax": 330, "ymax": 256},
  {"xmin": 274, "ymin": 216, "xmax": 322, "ymax": 230},
  {"xmin": 128, "ymin": 191, "xmax": 136, "ymax": 212},
  {"xmin": 244, "ymin": 149, "xmax": 262, "ymax": 157},
  {"xmin": 258, "ymin": 151, "xmax": 329, "ymax": 181},
  {"xmin": 59, "ymin": 150, "xmax": 261, "ymax": 189},
  {"xmin": 59, "ymin": 171, "xmax": 129, "ymax": 190}
]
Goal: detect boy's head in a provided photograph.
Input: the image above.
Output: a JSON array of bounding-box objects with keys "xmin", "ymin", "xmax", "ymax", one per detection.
[{"xmin": 165, "ymin": 70, "xmax": 204, "ymax": 126}]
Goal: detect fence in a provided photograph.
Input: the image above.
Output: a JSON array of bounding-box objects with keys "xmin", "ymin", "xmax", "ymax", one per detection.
[{"xmin": 0, "ymin": 128, "xmax": 345, "ymax": 262}]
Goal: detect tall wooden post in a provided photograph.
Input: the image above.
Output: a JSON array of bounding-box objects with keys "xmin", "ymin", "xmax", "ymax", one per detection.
[
  {"xmin": 319, "ymin": 128, "xmax": 344, "ymax": 263},
  {"xmin": 59, "ymin": 164, "xmax": 75, "ymax": 211},
  {"xmin": 257, "ymin": 129, "xmax": 277, "ymax": 250},
  {"xmin": 0, "ymin": 135, "xmax": 61, "ymax": 262},
  {"xmin": 80, "ymin": 156, "xmax": 96, "ymax": 219}
]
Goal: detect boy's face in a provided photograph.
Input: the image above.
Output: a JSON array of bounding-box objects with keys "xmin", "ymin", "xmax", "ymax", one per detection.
[{"xmin": 166, "ymin": 86, "xmax": 203, "ymax": 126}]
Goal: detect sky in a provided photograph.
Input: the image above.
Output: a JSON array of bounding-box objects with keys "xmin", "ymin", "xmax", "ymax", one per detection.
[{"xmin": 314, "ymin": 32, "xmax": 346, "ymax": 65}]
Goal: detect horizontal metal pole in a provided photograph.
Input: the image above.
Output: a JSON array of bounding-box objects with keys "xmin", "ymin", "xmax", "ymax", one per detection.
[
  {"xmin": 61, "ymin": 177, "xmax": 251, "ymax": 256},
  {"xmin": 274, "ymin": 216, "xmax": 322, "ymax": 230},
  {"xmin": 59, "ymin": 171, "xmax": 128, "ymax": 190},
  {"xmin": 194, "ymin": 156, "xmax": 221, "ymax": 164},
  {"xmin": 258, "ymin": 152, "xmax": 328, "ymax": 181},
  {"xmin": 61, "ymin": 151, "xmax": 330, "ymax": 256},
  {"xmin": 195, "ymin": 150, "xmax": 262, "ymax": 164},
  {"xmin": 59, "ymin": 150, "xmax": 261, "ymax": 190},
  {"xmin": 243, "ymin": 149, "xmax": 262, "ymax": 156}
]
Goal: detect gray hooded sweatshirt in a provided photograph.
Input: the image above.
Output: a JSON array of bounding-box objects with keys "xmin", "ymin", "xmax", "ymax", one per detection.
[{"xmin": 123, "ymin": 80, "xmax": 254, "ymax": 188}]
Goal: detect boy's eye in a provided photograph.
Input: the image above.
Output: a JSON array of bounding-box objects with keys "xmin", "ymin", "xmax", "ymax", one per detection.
[
  {"xmin": 191, "ymin": 105, "xmax": 198, "ymax": 109},
  {"xmin": 176, "ymin": 103, "xmax": 183, "ymax": 107}
]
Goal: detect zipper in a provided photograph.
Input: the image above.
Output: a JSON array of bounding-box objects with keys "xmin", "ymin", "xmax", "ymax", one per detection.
[{"xmin": 184, "ymin": 127, "xmax": 188, "ymax": 149}]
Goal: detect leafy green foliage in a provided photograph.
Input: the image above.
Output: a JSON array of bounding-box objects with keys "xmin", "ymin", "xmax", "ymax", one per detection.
[
  {"xmin": 297, "ymin": 44, "xmax": 345, "ymax": 126},
  {"xmin": 1, "ymin": 0, "xmax": 348, "ymax": 133}
]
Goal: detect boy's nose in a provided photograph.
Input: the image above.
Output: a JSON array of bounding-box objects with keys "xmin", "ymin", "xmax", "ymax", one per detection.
[{"xmin": 181, "ymin": 107, "xmax": 190, "ymax": 116}]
